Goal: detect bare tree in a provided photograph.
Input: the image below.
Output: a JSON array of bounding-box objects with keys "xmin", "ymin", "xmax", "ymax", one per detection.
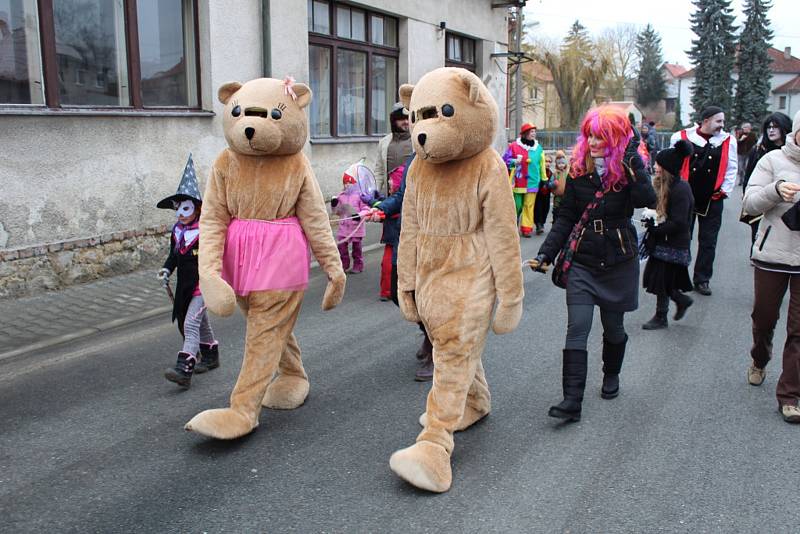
[
  {"xmin": 596, "ymin": 24, "xmax": 639, "ymax": 101},
  {"xmin": 531, "ymin": 21, "xmax": 609, "ymax": 128}
]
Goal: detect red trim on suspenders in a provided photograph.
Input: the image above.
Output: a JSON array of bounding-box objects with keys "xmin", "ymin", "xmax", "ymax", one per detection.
[
  {"xmin": 679, "ymin": 130, "xmax": 691, "ymax": 180},
  {"xmin": 712, "ymin": 136, "xmax": 731, "ymax": 198}
]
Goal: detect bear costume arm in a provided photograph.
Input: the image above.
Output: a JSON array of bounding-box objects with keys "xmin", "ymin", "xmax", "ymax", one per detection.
[
  {"xmin": 396, "ymin": 161, "xmax": 421, "ymax": 323},
  {"xmin": 198, "ymin": 154, "xmax": 237, "ymax": 316},
  {"xmin": 296, "ymin": 156, "xmax": 346, "ymax": 310},
  {"xmin": 481, "ymin": 152, "xmax": 524, "ymax": 334}
]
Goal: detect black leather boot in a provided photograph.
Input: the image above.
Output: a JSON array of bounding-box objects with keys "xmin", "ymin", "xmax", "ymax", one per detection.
[
  {"xmin": 642, "ymin": 312, "xmax": 668, "ymax": 330},
  {"xmin": 548, "ymin": 349, "xmax": 587, "ymax": 421},
  {"xmin": 672, "ymin": 291, "xmax": 694, "ymax": 321},
  {"xmin": 601, "ymin": 335, "xmax": 628, "ymax": 399},
  {"xmin": 165, "ymin": 352, "xmax": 196, "ymax": 389},
  {"xmin": 195, "ymin": 343, "xmax": 220, "ymax": 374}
]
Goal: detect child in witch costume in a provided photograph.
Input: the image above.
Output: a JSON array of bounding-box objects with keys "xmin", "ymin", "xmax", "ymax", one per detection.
[{"xmin": 157, "ymin": 155, "xmax": 219, "ymax": 388}]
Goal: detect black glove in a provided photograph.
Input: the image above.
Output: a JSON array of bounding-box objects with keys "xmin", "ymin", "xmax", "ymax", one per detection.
[
  {"xmin": 531, "ymin": 253, "xmax": 550, "ymax": 273},
  {"xmin": 643, "ymin": 217, "xmax": 655, "ymax": 230}
]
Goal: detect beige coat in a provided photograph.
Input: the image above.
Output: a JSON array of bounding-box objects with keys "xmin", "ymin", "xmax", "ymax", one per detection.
[{"xmin": 743, "ymin": 134, "xmax": 800, "ymax": 266}]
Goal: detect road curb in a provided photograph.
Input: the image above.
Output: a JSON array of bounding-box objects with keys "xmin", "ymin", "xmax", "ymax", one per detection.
[
  {"xmin": 0, "ymin": 243, "xmax": 387, "ymax": 362},
  {"xmin": 0, "ymin": 306, "xmax": 173, "ymax": 363}
]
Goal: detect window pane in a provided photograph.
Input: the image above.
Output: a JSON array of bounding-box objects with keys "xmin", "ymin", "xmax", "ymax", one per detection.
[
  {"xmin": 309, "ymin": 45, "xmax": 330, "ymax": 137},
  {"xmin": 53, "ymin": 0, "xmax": 129, "ymax": 106},
  {"xmin": 446, "ymin": 35, "xmax": 455, "ymax": 61},
  {"xmin": 383, "ymin": 17, "xmax": 396, "ymax": 47},
  {"xmin": 370, "ymin": 16, "xmax": 383, "ymax": 45},
  {"xmin": 371, "ymin": 55, "xmax": 396, "ymax": 135},
  {"xmin": 307, "ymin": 0, "xmax": 312, "ymax": 31},
  {"xmin": 336, "ymin": 49, "xmax": 365, "ymax": 136},
  {"xmin": 138, "ymin": 0, "xmax": 197, "ymax": 107},
  {"xmin": 463, "ymin": 39, "xmax": 474, "ymax": 64},
  {"xmin": 335, "ymin": 6, "xmax": 350, "ymax": 39},
  {"xmin": 0, "ymin": 0, "xmax": 44, "ymax": 104},
  {"xmin": 350, "ymin": 9, "xmax": 365, "ymax": 41},
  {"xmin": 312, "ymin": 0, "xmax": 329, "ymax": 34}
]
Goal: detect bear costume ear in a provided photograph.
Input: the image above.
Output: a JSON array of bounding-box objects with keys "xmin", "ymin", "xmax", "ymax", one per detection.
[
  {"xmin": 292, "ymin": 83, "xmax": 312, "ymax": 109},
  {"xmin": 218, "ymin": 81, "xmax": 242, "ymax": 104},
  {"xmin": 399, "ymin": 84, "xmax": 414, "ymax": 111},
  {"xmin": 456, "ymin": 70, "xmax": 485, "ymax": 105}
]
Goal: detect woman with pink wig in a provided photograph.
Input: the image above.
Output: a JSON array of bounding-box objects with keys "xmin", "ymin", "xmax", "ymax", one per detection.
[{"xmin": 529, "ymin": 106, "xmax": 656, "ymax": 422}]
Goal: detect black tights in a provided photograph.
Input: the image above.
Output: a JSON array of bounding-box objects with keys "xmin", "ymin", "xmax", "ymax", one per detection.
[{"xmin": 565, "ymin": 304, "xmax": 626, "ymax": 351}]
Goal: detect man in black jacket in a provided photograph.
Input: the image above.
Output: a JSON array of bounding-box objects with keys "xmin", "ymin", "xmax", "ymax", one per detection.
[{"xmin": 669, "ymin": 105, "xmax": 738, "ymax": 296}]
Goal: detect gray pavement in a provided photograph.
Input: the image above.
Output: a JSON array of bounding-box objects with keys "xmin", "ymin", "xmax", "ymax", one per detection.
[{"xmin": 1, "ymin": 193, "xmax": 798, "ymax": 533}]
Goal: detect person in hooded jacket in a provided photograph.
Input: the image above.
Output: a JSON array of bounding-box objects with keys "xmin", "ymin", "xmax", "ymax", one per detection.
[
  {"xmin": 741, "ymin": 112, "xmax": 793, "ymax": 246},
  {"xmin": 742, "ymin": 110, "xmax": 800, "ymax": 424}
]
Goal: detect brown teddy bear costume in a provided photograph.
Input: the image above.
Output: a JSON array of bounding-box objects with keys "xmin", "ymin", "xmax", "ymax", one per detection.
[
  {"xmin": 184, "ymin": 78, "xmax": 346, "ymax": 440},
  {"xmin": 389, "ymin": 68, "xmax": 524, "ymax": 492}
]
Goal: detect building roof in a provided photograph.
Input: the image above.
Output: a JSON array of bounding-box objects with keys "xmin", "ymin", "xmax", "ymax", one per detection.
[
  {"xmin": 604, "ymin": 101, "xmax": 643, "ymax": 113},
  {"xmin": 523, "ymin": 61, "xmax": 553, "ymax": 82},
  {"xmin": 678, "ymin": 46, "xmax": 800, "ymax": 79},
  {"xmin": 774, "ymin": 75, "xmax": 800, "ymax": 94},
  {"xmin": 662, "ymin": 63, "xmax": 688, "ymax": 78}
]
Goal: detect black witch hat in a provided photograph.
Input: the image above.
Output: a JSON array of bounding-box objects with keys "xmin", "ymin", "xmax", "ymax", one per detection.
[{"xmin": 157, "ymin": 154, "xmax": 202, "ymax": 209}]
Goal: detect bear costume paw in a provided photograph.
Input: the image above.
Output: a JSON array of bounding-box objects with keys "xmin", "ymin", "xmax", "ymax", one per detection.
[
  {"xmin": 389, "ymin": 441, "xmax": 452, "ymax": 493},
  {"xmin": 262, "ymin": 375, "xmax": 310, "ymax": 410},
  {"xmin": 321, "ymin": 271, "xmax": 346, "ymax": 311},
  {"xmin": 491, "ymin": 300, "xmax": 523, "ymax": 334},
  {"xmin": 418, "ymin": 405, "xmax": 489, "ymax": 432},
  {"xmin": 398, "ymin": 291, "xmax": 421, "ymax": 323},
  {"xmin": 184, "ymin": 408, "xmax": 257, "ymax": 440},
  {"xmin": 200, "ymin": 276, "xmax": 237, "ymax": 317}
]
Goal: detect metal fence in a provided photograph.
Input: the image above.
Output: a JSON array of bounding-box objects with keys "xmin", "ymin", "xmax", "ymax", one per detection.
[{"xmin": 532, "ymin": 131, "xmax": 675, "ymax": 153}]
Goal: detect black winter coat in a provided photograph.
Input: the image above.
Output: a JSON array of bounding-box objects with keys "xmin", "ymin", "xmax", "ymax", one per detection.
[
  {"xmin": 647, "ymin": 177, "xmax": 694, "ymax": 250},
  {"xmin": 539, "ymin": 161, "xmax": 656, "ymax": 270}
]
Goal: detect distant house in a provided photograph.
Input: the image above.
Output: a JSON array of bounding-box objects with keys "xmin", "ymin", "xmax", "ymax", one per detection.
[
  {"xmin": 676, "ymin": 46, "xmax": 800, "ymax": 126},
  {"xmin": 519, "ymin": 60, "xmax": 561, "ymax": 131},
  {"xmin": 603, "ymin": 101, "xmax": 644, "ymax": 125}
]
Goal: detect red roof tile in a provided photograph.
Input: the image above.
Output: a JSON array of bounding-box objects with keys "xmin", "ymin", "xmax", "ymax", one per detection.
[
  {"xmin": 678, "ymin": 47, "xmax": 800, "ymax": 79},
  {"xmin": 774, "ymin": 75, "xmax": 800, "ymax": 94},
  {"xmin": 663, "ymin": 63, "xmax": 688, "ymax": 78}
]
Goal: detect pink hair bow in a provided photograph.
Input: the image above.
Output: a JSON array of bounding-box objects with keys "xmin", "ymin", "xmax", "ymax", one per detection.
[{"xmin": 283, "ymin": 76, "xmax": 297, "ymax": 101}]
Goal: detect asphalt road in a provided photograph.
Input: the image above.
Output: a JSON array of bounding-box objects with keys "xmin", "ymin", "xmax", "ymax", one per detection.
[{"xmin": 1, "ymin": 194, "xmax": 798, "ymax": 533}]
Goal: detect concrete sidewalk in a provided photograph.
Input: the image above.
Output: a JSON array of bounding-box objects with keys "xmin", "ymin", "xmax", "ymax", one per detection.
[
  {"xmin": 0, "ymin": 224, "xmax": 384, "ymax": 361},
  {"xmin": 0, "ymin": 269, "xmax": 173, "ymax": 361}
]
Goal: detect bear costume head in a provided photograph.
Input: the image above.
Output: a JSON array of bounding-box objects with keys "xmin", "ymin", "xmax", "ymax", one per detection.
[
  {"xmin": 399, "ymin": 67, "xmax": 497, "ymax": 163},
  {"xmin": 218, "ymin": 78, "xmax": 312, "ymax": 156}
]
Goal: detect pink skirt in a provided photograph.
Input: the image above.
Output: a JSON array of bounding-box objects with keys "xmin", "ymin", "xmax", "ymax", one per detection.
[{"xmin": 221, "ymin": 217, "xmax": 310, "ymax": 295}]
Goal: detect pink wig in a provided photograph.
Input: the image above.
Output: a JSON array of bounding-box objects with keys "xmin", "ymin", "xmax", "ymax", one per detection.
[{"xmin": 570, "ymin": 106, "xmax": 634, "ymax": 189}]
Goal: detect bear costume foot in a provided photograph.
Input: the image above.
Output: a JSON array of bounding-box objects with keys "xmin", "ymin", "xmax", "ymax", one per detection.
[
  {"xmin": 390, "ymin": 441, "xmax": 452, "ymax": 493},
  {"xmin": 418, "ymin": 405, "xmax": 489, "ymax": 432},
  {"xmin": 262, "ymin": 375, "xmax": 309, "ymax": 409},
  {"xmin": 184, "ymin": 408, "xmax": 257, "ymax": 440}
]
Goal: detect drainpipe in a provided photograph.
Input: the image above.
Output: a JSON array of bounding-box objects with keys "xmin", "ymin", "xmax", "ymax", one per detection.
[{"xmin": 262, "ymin": 0, "xmax": 271, "ymax": 77}]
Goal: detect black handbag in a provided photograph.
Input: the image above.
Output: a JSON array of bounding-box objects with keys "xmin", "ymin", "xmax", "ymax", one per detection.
[{"xmin": 650, "ymin": 244, "xmax": 691, "ymax": 266}]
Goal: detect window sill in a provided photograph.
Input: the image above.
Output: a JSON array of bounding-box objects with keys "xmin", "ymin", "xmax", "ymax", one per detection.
[
  {"xmin": 0, "ymin": 107, "xmax": 215, "ymax": 118},
  {"xmin": 310, "ymin": 136, "xmax": 384, "ymax": 144}
]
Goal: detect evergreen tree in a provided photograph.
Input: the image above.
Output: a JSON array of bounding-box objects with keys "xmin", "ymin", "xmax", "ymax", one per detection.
[
  {"xmin": 687, "ymin": 0, "xmax": 738, "ymax": 123},
  {"xmin": 635, "ymin": 24, "xmax": 667, "ymax": 107},
  {"xmin": 673, "ymin": 98, "xmax": 683, "ymax": 130},
  {"xmin": 733, "ymin": 0, "xmax": 774, "ymax": 126}
]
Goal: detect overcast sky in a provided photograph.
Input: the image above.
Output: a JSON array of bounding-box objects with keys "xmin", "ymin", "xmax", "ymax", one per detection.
[{"xmin": 524, "ymin": 0, "xmax": 800, "ymax": 67}]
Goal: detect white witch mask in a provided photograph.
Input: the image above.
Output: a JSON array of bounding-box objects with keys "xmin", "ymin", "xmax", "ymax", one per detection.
[{"xmin": 174, "ymin": 200, "xmax": 196, "ymax": 219}]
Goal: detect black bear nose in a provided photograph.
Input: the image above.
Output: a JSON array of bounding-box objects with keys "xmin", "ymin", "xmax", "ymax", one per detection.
[
  {"xmin": 417, "ymin": 133, "xmax": 427, "ymax": 146},
  {"xmin": 245, "ymin": 127, "xmax": 255, "ymax": 140}
]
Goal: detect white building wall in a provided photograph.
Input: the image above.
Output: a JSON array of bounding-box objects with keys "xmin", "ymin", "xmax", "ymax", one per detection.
[{"xmin": 0, "ymin": 0, "xmax": 509, "ymax": 250}]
